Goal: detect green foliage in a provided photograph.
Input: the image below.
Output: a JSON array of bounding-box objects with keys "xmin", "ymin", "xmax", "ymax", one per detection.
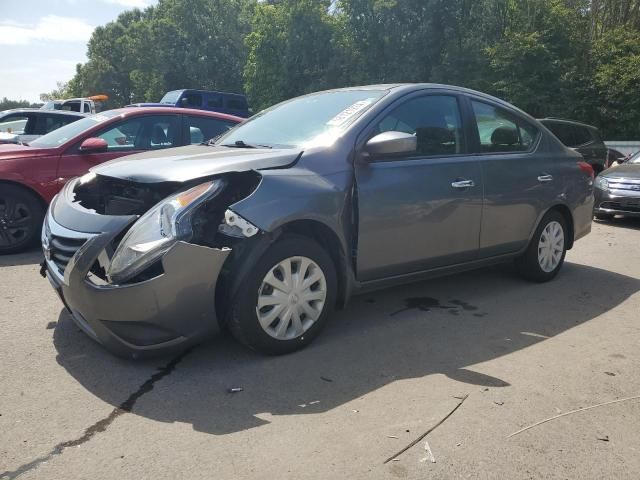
[
  {"xmin": 48, "ymin": 0, "xmax": 640, "ymax": 137},
  {"xmin": 592, "ymin": 27, "xmax": 640, "ymax": 138},
  {"xmin": 0, "ymin": 98, "xmax": 42, "ymax": 110}
]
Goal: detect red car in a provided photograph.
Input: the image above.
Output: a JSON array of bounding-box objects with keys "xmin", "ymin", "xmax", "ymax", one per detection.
[{"xmin": 0, "ymin": 107, "xmax": 241, "ymax": 254}]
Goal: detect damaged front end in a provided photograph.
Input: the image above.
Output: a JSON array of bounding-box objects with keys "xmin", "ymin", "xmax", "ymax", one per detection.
[{"xmin": 42, "ymin": 171, "xmax": 262, "ymax": 358}]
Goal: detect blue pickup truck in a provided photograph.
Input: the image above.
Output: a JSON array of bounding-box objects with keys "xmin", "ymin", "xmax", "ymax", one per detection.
[{"xmin": 127, "ymin": 89, "xmax": 251, "ymax": 118}]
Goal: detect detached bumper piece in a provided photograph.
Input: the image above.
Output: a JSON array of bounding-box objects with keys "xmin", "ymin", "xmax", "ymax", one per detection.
[{"xmin": 43, "ymin": 198, "xmax": 230, "ymax": 359}]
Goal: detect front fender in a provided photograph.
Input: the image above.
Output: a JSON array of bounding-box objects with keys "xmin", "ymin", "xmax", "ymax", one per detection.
[{"xmin": 230, "ymin": 168, "xmax": 352, "ymax": 253}]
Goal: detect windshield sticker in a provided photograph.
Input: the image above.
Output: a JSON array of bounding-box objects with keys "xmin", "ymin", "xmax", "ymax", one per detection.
[{"xmin": 326, "ymin": 99, "xmax": 373, "ymax": 126}]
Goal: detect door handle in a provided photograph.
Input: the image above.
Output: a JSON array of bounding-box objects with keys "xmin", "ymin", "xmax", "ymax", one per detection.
[
  {"xmin": 537, "ymin": 174, "xmax": 553, "ymax": 182},
  {"xmin": 451, "ymin": 179, "xmax": 475, "ymax": 189}
]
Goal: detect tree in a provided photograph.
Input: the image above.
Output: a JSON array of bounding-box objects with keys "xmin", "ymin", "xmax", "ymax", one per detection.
[{"xmin": 592, "ymin": 27, "xmax": 640, "ymax": 138}]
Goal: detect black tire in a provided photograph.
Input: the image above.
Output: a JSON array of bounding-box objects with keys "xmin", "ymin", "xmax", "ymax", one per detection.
[
  {"xmin": 516, "ymin": 210, "xmax": 568, "ymax": 283},
  {"xmin": 595, "ymin": 212, "xmax": 614, "ymax": 221},
  {"xmin": 226, "ymin": 235, "xmax": 337, "ymax": 355},
  {"xmin": 0, "ymin": 184, "xmax": 44, "ymax": 255}
]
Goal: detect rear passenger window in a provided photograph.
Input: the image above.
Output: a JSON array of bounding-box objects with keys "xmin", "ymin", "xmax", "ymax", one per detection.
[
  {"xmin": 471, "ymin": 101, "xmax": 538, "ymax": 153},
  {"xmin": 208, "ymin": 96, "xmax": 223, "ymax": 109},
  {"xmin": 182, "ymin": 93, "xmax": 202, "ymax": 108},
  {"xmin": 572, "ymin": 126, "xmax": 591, "ymax": 146},
  {"xmin": 226, "ymin": 98, "xmax": 247, "ymax": 110},
  {"xmin": 185, "ymin": 115, "xmax": 235, "ymax": 144},
  {"xmin": 375, "ymin": 95, "xmax": 464, "ymax": 156},
  {"xmin": 545, "ymin": 122, "xmax": 575, "ymax": 146}
]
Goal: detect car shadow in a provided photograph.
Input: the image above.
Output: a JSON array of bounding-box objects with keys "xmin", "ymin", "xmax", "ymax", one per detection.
[
  {"xmin": 604, "ymin": 216, "xmax": 640, "ymax": 231},
  {"xmin": 53, "ymin": 262, "xmax": 640, "ymax": 435},
  {"xmin": 0, "ymin": 247, "xmax": 42, "ymax": 267}
]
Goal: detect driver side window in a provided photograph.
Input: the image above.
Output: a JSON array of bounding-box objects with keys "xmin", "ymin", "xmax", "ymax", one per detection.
[
  {"xmin": 97, "ymin": 118, "xmax": 144, "ymax": 151},
  {"xmin": 375, "ymin": 95, "xmax": 464, "ymax": 156}
]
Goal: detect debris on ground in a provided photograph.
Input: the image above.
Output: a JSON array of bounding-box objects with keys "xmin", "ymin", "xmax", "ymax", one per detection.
[
  {"xmin": 494, "ymin": 401, "xmax": 505, "ymax": 406},
  {"xmin": 386, "ymin": 435, "xmax": 399, "ymax": 439},
  {"xmin": 597, "ymin": 435, "xmax": 610, "ymax": 442},
  {"xmin": 383, "ymin": 394, "xmax": 469, "ymax": 464},
  {"xmin": 423, "ymin": 440, "xmax": 436, "ymax": 463},
  {"xmin": 604, "ymin": 372, "xmax": 616, "ymax": 376},
  {"xmin": 508, "ymin": 395, "xmax": 640, "ymax": 438},
  {"xmin": 320, "ymin": 376, "xmax": 333, "ymax": 382},
  {"xmin": 227, "ymin": 387, "xmax": 243, "ymax": 393}
]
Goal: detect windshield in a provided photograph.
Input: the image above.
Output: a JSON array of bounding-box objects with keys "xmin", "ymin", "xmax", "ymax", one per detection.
[
  {"xmin": 216, "ymin": 90, "xmax": 386, "ymax": 148},
  {"xmin": 160, "ymin": 90, "xmax": 182, "ymax": 105},
  {"xmin": 29, "ymin": 111, "xmax": 119, "ymax": 148},
  {"xmin": 629, "ymin": 151, "xmax": 640, "ymax": 164}
]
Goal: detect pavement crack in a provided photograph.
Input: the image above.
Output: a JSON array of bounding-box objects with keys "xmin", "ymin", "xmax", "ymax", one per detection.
[{"xmin": 0, "ymin": 349, "xmax": 192, "ymax": 480}]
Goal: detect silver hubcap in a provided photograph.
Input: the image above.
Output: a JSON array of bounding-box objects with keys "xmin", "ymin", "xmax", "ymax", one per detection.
[
  {"xmin": 537, "ymin": 221, "xmax": 564, "ymax": 272},
  {"xmin": 256, "ymin": 256, "xmax": 327, "ymax": 340}
]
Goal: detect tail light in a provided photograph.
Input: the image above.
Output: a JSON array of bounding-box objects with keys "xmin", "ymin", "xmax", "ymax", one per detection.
[{"xmin": 577, "ymin": 161, "xmax": 594, "ymax": 179}]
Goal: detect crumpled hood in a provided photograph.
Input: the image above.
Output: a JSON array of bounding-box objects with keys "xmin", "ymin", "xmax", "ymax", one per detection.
[
  {"xmin": 91, "ymin": 144, "xmax": 303, "ymax": 183},
  {"xmin": 602, "ymin": 163, "xmax": 640, "ymax": 180}
]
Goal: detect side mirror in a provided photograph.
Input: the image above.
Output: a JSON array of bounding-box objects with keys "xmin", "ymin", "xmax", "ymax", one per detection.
[
  {"xmin": 180, "ymin": 97, "xmax": 189, "ymax": 106},
  {"xmin": 365, "ymin": 131, "xmax": 417, "ymax": 157},
  {"xmin": 79, "ymin": 137, "xmax": 108, "ymax": 152}
]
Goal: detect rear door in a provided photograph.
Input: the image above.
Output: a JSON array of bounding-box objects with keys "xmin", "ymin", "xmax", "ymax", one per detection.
[
  {"xmin": 57, "ymin": 114, "xmax": 181, "ymax": 183},
  {"xmin": 355, "ymin": 93, "xmax": 483, "ymax": 281},
  {"xmin": 468, "ymin": 98, "xmax": 554, "ymax": 257}
]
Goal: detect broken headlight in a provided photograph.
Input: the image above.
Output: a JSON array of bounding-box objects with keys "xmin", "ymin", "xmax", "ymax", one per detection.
[{"xmin": 107, "ymin": 180, "xmax": 225, "ymax": 283}]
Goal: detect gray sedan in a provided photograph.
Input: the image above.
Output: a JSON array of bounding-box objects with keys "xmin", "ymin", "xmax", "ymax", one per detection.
[
  {"xmin": 594, "ymin": 151, "xmax": 640, "ymax": 219},
  {"xmin": 41, "ymin": 84, "xmax": 594, "ymax": 358}
]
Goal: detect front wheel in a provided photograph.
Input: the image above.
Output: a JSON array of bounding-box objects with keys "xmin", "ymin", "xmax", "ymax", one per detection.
[
  {"xmin": 516, "ymin": 211, "xmax": 568, "ymax": 282},
  {"xmin": 226, "ymin": 235, "xmax": 337, "ymax": 355},
  {"xmin": 0, "ymin": 185, "xmax": 44, "ymax": 255}
]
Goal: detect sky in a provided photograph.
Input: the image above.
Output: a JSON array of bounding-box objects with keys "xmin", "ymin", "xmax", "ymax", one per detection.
[{"xmin": 0, "ymin": 0, "xmax": 157, "ymax": 103}]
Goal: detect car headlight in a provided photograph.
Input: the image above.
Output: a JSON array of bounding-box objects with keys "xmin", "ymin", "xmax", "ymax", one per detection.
[
  {"xmin": 594, "ymin": 176, "xmax": 609, "ymax": 191},
  {"xmin": 107, "ymin": 180, "xmax": 224, "ymax": 283}
]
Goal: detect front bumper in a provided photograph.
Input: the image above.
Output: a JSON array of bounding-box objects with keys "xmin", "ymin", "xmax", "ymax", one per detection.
[
  {"xmin": 594, "ymin": 187, "xmax": 640, "ymax": 217},
  {"xmin": 42, "ymin": 189, "xmax": 230, "ymax": 359}
]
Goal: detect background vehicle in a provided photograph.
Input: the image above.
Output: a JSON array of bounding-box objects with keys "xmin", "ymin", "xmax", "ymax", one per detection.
[
  {"xmin": 40, "ymin": 96, "xmax": 107, "ymax": 114},
  {"xmin": 539, "ymin": 118, "xmax": 607, "ymax": 173},
  {"xmin": 0, "ymin": 107, "xmax": 241, "ymax": 254},
  {"xmin": 40, "ymin": 84, "xmax": 594, "ymax": 359},
  {"xmin": 0, "ymin": 109, "xmax": 85, "ymax": 145},
  {"xmin": 594, "ymin": 152, "xmax": 640, "ymax": 220},
  {"xmin": 126, "ymin": 89, "xmax": 250, "ymax": 117},
  {"xmin": 606, "ymin": 148, "xmax": 629, "ymax": 167}
]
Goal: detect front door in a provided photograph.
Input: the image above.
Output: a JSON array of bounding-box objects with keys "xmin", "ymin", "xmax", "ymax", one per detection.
[{"xmin": 355, "ymin": 94, "xmax": 483, "ymax": 282}]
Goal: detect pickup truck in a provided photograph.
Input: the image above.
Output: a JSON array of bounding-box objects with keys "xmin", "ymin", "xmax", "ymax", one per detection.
[
  {"xmin": 126, "ymin": 89, "xmax": 251, "ymax": 118},
  {"xmin": 40, "ymin": 95, "xmax": 108, "ymax": 115}
]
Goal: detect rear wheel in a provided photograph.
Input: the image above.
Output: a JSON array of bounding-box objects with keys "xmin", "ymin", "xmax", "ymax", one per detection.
[
  {"xmin": 0, "ymin": 185, "xmax": 44, "ymax": 255},
  {"xmin": 227, "ymin": 235, "xmax": 337, "ymax": 355},
  {"xmin": 516, "ymin": 211, "xmax": 568, "ymax": 282}
]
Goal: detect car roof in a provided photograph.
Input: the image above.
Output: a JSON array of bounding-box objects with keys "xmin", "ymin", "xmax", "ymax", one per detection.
[
  {"xmin": 0, "ymin": 108, "xmax": 86, "ymax": 117},
  {"xmin": 537, "ymin": 117, "xmax": 598, "ymax": 130},
  {"xmin": 101, "ymin": 107, "xmax": 244, "ymax": 123},
  {"xmin": 166, "ymin": 89, "xmax": 247, "ymax": 99},
  {"xmin": 310, "ymin": 83, "xmax": 536, "ymax": 119}
]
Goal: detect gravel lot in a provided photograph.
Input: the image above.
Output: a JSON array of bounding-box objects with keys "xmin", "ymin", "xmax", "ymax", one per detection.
[{"xmin": 1, "ymin": 219, "xmax": 639, "ymax": 480}]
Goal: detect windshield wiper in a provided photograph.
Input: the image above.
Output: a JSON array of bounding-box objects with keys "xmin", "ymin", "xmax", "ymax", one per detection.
[{"xmin": 221, "ymin": 140, "xmax": 272, "ymax": 149}]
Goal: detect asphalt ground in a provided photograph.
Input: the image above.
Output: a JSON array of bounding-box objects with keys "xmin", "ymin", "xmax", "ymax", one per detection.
[{"xmin": 1, "ymin": 218, "xmax": 639, "ymax": 479}]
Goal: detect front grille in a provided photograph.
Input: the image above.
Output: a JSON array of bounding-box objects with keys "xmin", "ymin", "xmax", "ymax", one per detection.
[
  {"xmin": 49, "ymin": 234, "xmax": 87, "ymax": 275},
  {"xmin": 608, "ymin": 177, "xmax": 640, "ymax": 193}
]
